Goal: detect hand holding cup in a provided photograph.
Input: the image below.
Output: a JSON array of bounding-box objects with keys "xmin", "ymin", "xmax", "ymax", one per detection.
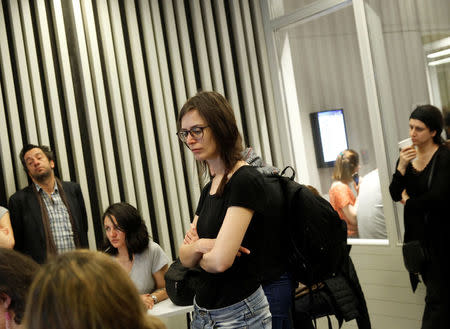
[{"xmin": 397, "ymin": 138, "xmax": 416, "ymax": 174}]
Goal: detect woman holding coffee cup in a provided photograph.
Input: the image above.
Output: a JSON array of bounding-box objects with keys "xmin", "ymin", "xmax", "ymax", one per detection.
[{"xmin": 389, "ymin": 105, "xmax": 450, "ymax": 329}]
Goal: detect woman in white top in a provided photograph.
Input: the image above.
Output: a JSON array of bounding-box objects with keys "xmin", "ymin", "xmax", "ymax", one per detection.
[
  {"xmin": 103, "ymin": 202, "xmax": 169, "ymax": 309},
  {"xmin": 0, "ymin": 206, "xmax": 14, "ymax": 248}
]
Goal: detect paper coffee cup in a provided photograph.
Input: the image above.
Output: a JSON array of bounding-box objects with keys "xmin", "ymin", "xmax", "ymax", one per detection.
[{"xmin": 398, "ymin": 137, "xmax": 413, "ymax": 150}]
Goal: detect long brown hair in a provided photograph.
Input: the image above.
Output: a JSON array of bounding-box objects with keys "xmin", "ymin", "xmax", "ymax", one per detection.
[
  {"xmin": 177, "ymin": 91, "xmax": 243, "ymax": 196},
  {"xmin": 332, "ymin": 149, "xmax": 359, "ymax": 183},
  {"xmin": 23, "ymin": 250, "xmax": 165, "ymax": 329}
]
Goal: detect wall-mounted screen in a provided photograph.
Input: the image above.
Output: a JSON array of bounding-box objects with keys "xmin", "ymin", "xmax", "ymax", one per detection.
[{"xmin": 310, "ymin": 109, "xmax": 348, "ymax": 168}]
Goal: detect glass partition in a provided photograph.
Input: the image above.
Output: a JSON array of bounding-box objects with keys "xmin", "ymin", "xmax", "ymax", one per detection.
[
  {"xmin": 362, "ymin": 0, "xmax": 450, "ymax": 240},
  {"xmin": 268, "ymin": 0, "xmax": 327, "ymax": 19},
  {"xmin": 264, "ymin": 0, "xmax": 395, "ymax": 243}
]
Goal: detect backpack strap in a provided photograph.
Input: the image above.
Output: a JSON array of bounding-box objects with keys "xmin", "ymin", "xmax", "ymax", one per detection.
[{"xmin": 280, "ymin": 166, "xmax": 296, "ymax": 180}]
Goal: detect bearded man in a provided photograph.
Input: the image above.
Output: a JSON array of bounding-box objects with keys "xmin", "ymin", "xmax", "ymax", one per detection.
[{"xmin": 8, "ymin": 144, "xmax": 89, "ymax": 263}]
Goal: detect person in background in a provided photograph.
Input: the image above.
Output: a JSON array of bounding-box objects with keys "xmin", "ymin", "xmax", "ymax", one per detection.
[
  {"xmin": 389, "ymin": 105, "xmax": 450, "ymax": 329},
  {"xmin": 329, "ymin": 149, "xmax": 360, "ymax": 237},
  {"xmin": 243, "ymin": 147, "xmax": 293, "ymax": 329},
  {"xmin": 8, "ymin": 144, "xmax": 89, "ymax": 263},
  {"xmin": 356, "ymin": 169, "xmax": 387, "ymax": 239},
  {"xmin": 178, "ymin": 91, "xmax": 272, "ymax": 328},
  {"xmin": 0, "ymin": 248, "xmax": 39, "ymax": 329},
  {"xmin": 103, "ymin": 202, "xmax": 169, "ymax": 309},
  {"xmin": 23, "ymin": 250, "xmax": 165, "ymax": 329},
  {"xmin": 0, "ymin": 207, "xmax": 14, "ymax": 248},
  {"xmin": 444, "ymin": 109, "xmax": 450, "ymax": 148},
  {"xmin": 443, "ymin": 107, "xmax": 449, "ymax": 139}
]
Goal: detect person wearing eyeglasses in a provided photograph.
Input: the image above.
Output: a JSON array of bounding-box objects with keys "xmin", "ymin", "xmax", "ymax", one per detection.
[{"xmin": 177, "ymin": 91, "xmax": 272, "ymax": 329}]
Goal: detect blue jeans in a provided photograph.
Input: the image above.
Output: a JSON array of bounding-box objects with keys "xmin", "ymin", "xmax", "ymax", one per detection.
[
  {"xmin": 191, "ymin": 286, "xmax": 272, "ymax": 329},
  {"xmin": 263, "ymin": 273, "xmax": 294, "ymax": 329}
]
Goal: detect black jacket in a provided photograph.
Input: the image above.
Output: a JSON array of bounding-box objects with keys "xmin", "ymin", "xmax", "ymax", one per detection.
[{"xmin": 8, "ymin": 181, "xmax": 89, "ymax": 263}]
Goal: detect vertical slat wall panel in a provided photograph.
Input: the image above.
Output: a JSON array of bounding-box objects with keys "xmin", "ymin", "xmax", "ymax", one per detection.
[
  {"xmin": 0, "ymin": 0, "xmax": 278, "ymax": 255},
  {"xmin": 95, "ymin": 0, "xmax": 137, "ymax": 205},
  {"xmin": 7, "ymin": 0, "xmax": 39, "ymax": 143},
  {"xmin": 173, "ymin": 1, "xmax": 198, "ymax": 98},
  {"xmin": 34, "ymin": 0, "xmax": 71, "ymax": 182},
  {"xmin": 213, "ymin": 0, "xmax": 244, "ymax": 134},
  {"xmin": 69, "ymin": 0, "xmax": 111, "ymax": 224},
  {"xmin": 137, "ymin": 0, "xmax": 184, "ymax": 253},
  {"xmin": 0, "ymin": 0, "xmax": 28, "ymax": 188},
  {"xmin": 161, "ymin": 0, "xmax": 201, "ymax": 212},
  {"xmin": 50, "ymin": 0, "xmax": 95, "ymax": 247},
  {"xmin": 250, "ymin": 0, "xmax": 283, "ymax": 167},
  {"xmin": 0, "ymin": 80, "xmax": 17, "ymax": 197},
  {"xmin": 229, "ymin": 0, "xmax": 262, "ymax": 155},
  {"xmin": 124, "ymin": 0, "xmax": 170, "ymax": 253},
  {"xmin": 149, "ymin": 0, "xmax": 191, "ymax": 235},
  {"xmin": 18, "ymin": 0, "xmax": 49, "ymax": 146},
  {"xmin": 107, "ymin": 0, "xmax": 152, "ymax": 237},
  {"xmin": 201, "ymin": 0, "xmax": 224, "ymax": 94},
  {"xmin": 240, "ymin": 0, "xmax": 272, "ymax": 164},
  {"xmin": 189, "ymin": 0, "xmax": 213, "ymax": 90},
  {"xmin": 79, "ymin": 0, "xmax": 120, "ymax": 204}
]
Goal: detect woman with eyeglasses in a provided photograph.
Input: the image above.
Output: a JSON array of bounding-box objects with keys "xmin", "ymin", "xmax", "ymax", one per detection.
[{"xmin": 177, "ymin": 91, "xmax": 272, "ymax": 329}]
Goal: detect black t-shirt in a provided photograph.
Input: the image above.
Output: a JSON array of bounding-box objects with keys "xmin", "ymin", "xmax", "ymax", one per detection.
[{"xmin": 194, "ymin": 165, "xmax": 267, "ymax": 309}]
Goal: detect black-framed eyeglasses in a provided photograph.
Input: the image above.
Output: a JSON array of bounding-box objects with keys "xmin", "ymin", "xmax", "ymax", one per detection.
[{"xmin": 176, "ymin": 126, "xmax": 209, "ymax": 143}]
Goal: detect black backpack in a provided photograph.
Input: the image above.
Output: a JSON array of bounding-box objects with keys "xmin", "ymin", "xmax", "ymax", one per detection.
[{"xmin": 263, "ymin": 167, "xmax": 348, "ymax": 286}]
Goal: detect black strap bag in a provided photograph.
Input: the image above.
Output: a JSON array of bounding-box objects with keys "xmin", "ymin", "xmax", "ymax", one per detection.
[
  {"xmin": 164, "ymin": 258, "xmax": 201, "ymax": 306},
  {"xmin": 402, "ymin": 155, "xmax": 436, "ymax": 275},
  {"xmin": 402, "ymin": 240, "xmax": 428, "ymax": 274}
]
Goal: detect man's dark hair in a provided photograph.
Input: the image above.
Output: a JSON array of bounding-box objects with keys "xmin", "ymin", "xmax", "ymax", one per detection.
[
  {"xmin": 19, "ymin": 144, "xmax": 55, "ymax": 172},
  {"xmin": 0, "ymin": 248, "xmax": 40, "ymax": 324},
  {"xmin": 102, "ymin": 203, "xmax": 150, "ymax": 260}
]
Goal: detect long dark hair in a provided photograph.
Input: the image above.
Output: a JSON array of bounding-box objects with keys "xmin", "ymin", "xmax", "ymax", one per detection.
[
  {"xmin": 102, "ymin": 202, "xmax": 149, "ymax": 260},
  {"xmin": 177, "ymin": 91, "xmax": 244, "ymax": 196}
]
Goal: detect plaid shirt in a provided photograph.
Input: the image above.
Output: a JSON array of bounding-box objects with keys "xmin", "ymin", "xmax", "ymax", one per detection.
[{"xmin": 35, "ymin": 181, "xmax": 76, "ymax": 253}]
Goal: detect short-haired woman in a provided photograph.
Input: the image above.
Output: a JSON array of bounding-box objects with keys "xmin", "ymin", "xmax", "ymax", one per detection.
[
  {"xmin": 103, "ymin": 202, "xmax": 169, "ymax": 309},
  {"xmin": 177, "ymin": 91, "xmax": 272, "ymax": 328},
  {"xmin": 329, "ymin": 149, "xmax": 360, "ymax": 237},
  {"xmin": 389, "ymin": 105, "xmax": 450, "ymax": 329},
  {"xmin": 23, "ymin": 250, "xmax": 165, "ymax": 329}
]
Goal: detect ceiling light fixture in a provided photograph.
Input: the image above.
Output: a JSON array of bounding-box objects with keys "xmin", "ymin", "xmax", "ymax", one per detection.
[
  {"xmin": 428, "ymin": 57, "xmax": 450, "ymax": 66},
  {"xmin": 427, "ymin": 48, "xmax": 450, "ymax": 59}
]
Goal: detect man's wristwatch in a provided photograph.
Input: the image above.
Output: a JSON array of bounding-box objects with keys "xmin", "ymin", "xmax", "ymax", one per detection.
[{"xmin": 151, "ymin": 294, "xmax": 158, "ymax": 304}]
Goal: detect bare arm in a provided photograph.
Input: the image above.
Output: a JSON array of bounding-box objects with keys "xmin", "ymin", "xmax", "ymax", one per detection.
[
  {"xmin": 140, "ymin": 264, "xmax": 170, "ymax": 309},
  {"xmin": 341, "ymin": 200, "xmax": 358, "ymax": 226},
  {"xmin": 199, "ymin": 206, "xmax": 253, "ymax": 273},
  {"xmin": 0, "ymin": 212, "xmax": 15, "ymax": 249},
  {"xmin": 179, "ymin": 216, "xmax": 205, "ymax": 268},
  {"xmin": 151, "ymin": 264, "xmax": 169, "ymax": 304}
]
